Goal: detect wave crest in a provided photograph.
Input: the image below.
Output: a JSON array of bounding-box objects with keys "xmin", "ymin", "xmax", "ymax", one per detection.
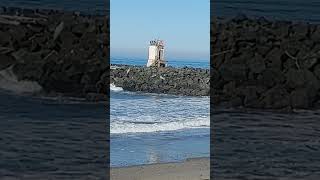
[
  {"xmin": 111, "ymin": 116, "xmax": 209, "ymax": 134},
  {"xmin": 0, "ymin": 66, "xmax": 42, "ymax": 94},
  {"xmin": 110, "ymin": 83, "xmax": 123, "ymax": 92}
]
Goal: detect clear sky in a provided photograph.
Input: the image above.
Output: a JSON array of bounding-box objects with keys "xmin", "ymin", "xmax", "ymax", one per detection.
[{"xmin": 111, "ymin": 0, "xmax": 210, "ymax": 60}]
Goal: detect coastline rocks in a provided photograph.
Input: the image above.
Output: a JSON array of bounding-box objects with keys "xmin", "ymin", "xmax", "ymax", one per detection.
[
  {"xmin": 0, "ymin": 8, "xmax": 109, "ymax": 101},
  {"xmin": 110, "ymin": 65, "xmax": 210, "ymax": 96},
  {"xmin": 212, "ymin": 16, "xmax": 320, "ymax": 110}
]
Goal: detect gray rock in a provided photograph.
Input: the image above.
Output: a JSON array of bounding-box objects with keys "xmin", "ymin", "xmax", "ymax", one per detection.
[
  {"xmin": 290, "ymin": 89, "xmax": 310, "ymax": 109},
  {"xmin": 303, "ymin": 57, "xmax": 318, "ymax": 69},
  {"xmin": 259, "ymin": 68, "xmax": 285, "ymax": 88},
  {"xmin": 248, "ymin": 53, "xmax": 266, "ymax": 74},
  {"xmin": 0, "ymin": 31, "xmax": 11, "ymax": 46},
  {"xmin": 53, "ymin": 21, "xmax": 64, "ymax": 41},
  {"xmin": 266, "ymin": 48, "xmax": 283, "ymax": 69},
  {"xmin": 72, "ymin": 22, "xmax": 89, "ymax": 37},
  {"xmin": 85, "ymin": 93, "xmax": 107, "ymax": 102},
  {"xmin": 241, "ymin": 86, "xmax": 259, "ymax": 107},
  {"xmin": 259, "ymin": 86, "xmax": 290, "ymax": 109},
  {"xmin": 286, "ymin": 69, "xmax": 319, "ymax": 91},
  {"xmin": 314, "ymin": 64, "xmax": 320, "ymax": 80},
  {"xmin": 0, "ymin": 54, "xmax": 16, "ymax": 70},
  {"xmin": 220, "ymin": 63, "xmax": 247, "ymax": 82}
]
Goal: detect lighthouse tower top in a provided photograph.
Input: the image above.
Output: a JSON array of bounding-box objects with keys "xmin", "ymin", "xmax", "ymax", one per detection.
[{"xmin": 150, "ymin": 40, "xmax": 164, "ymax": 46}]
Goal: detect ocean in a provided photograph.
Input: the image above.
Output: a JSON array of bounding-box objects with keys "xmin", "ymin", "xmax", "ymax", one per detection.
[
  {"xmin": 0, "ymin": 0, "xmax": 108, "ymax": 15},
  {"xmin": 111, "ymin": 56, "xmax": 209, "ymax": 69},
  {"xmin": 212, "ymin": 108, "xmax": 320, "ymax": 178},
  {"xmin": 110, "ymin": 57, "xmax": 210, "ymax": 167},
  {"xmin": 0, "ymin": 57, "xmax": 209, "ymax": 171},
  {"xmin": 212, "ymin": 0, "xmax": 320, "ymax": 23},
  {"xmin": 0, "ymin": 90, "xmax": 107, "ymax": 177},
  {"xmin": 1, "ymin": 0, "xmax": 320, "ymax": 177},
  {"xmin": 1, "ymin": 0, "xmax": 320, "ymax": 22}
]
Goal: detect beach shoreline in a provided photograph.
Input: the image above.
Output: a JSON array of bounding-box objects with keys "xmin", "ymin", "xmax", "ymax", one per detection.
[{"xmin": 111, "ymin": 157, "xmax": 209, "ymax": 180}]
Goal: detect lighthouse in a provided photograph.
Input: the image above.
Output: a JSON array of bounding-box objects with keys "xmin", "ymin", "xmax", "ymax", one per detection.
[{"xmin": 147, "ymin": 39, "xmax": 166, "ymax": 67}]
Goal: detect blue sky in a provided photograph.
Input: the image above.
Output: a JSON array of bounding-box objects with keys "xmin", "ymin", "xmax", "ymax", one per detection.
[{"xmin": 111, "ymin": 0, "xmax": 209, "ymax": 60}]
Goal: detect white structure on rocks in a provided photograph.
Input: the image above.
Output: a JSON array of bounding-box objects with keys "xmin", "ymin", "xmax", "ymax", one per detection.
[{"xmin": 147, "ymin": 39, "xmax": 166, "ymax": 67}]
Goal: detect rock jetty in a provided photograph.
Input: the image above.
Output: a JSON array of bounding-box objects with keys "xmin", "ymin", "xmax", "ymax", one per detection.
[
  {"xmin": 111, "ymin": 65, "xmax": 210, "ymax": 96},
  {"xmin": 212, "ymin": 15, "xmax": 320, "ymax": 109},
  {"xmin": 0, "ymin": 7, "xmax": 109, "ymax": 101},
  {"xmin": 2, "ymin": 8, "xmax": 320, "ymax": 109},
  {"xmin": 0, "ymin": 7, "xmax": 210, "ymax": 99}
]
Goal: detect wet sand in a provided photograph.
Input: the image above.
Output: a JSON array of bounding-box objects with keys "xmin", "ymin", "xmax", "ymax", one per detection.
[{"xmin": 111, "ymin": 157, "xmax": 209, "ymax": 180}]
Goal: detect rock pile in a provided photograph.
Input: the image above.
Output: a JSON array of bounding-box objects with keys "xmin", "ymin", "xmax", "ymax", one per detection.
[
  {"xmin": 111, "ymin": 65, "xmax": 210, "ymax": 96},
  {"xmin": 0, "ymin": 7, "xmax": 109, "ymax": 101},
  {"xmin": 211, "ymin": 15, "xmax": 320, "ymax": 109}
]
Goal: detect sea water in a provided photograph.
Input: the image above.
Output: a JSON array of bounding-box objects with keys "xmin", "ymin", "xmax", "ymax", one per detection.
[
  {"xmin": 110, "ymin": 57, "xmax": 210, "ymax": 167},
  {"xmin": 111, "ymin": 57, "xmax": 209, "ymax": 69},
  {"xmin": 0, "ymin": 57, "xmax": 210, "ymax": 170},
  {"xmin": 213, "ymin": 0, "xmax": 320, "ymax": 23},
  {"xmin": 0, "ymin": 90, "xmax": 107, "ymax": 176},
  {"xmin": 0, "ymin": 0, "xmax": 107, "ymax": 15}
]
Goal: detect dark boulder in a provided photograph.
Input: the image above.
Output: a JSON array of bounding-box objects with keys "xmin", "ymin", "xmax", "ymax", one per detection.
[
  {"xmin": 290, "ymin": 89, "xmax": 310, "ymax": 109},
  {"xmin": 259, "ymin": 86, "xmax": 290, "ymax": 109},
  {"xmin": 0, "ymin": 54, "xmax": 16, "ymax": 70}
]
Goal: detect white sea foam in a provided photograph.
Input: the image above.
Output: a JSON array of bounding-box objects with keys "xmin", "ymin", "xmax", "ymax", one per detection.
[
  {"xmin": 111, "ymin": 91, "xmax": 210, "ymax": 134},
  {"xmin": 110, "ymin": 83, "xmax": 123, "ymax": 92},
  {"xmin": 111, "ymin": 116, "xmax": 209, "ymax": 134},
  {"xmin": 0, "ymin": 66, "xmax": 42, "ymax": 94}
]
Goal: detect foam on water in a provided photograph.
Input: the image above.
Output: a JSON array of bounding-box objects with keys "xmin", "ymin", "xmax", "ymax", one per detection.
[
  {"xmin": 0, "ymin": 66, "xmax": 42, "ymax": 94},
  {"xmin": 111, "ymin": 90, "xmax": 209, "ymax": 134},
  {"xmin": 110, "ymin": 83, "xmax": 123, "ymax": 92},
  {"xmin": 111, "ymin": 116, "xmax": 209, "ymax": 134}
]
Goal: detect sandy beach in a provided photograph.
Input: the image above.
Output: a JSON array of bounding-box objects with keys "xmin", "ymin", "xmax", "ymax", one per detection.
[{"xmin": 111, "ymin": 157, "xmax": 209, "ymax": 180}]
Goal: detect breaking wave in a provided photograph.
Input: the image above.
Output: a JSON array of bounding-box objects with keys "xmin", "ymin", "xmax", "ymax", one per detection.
[
  {"xmin": 110, "ymin": 83, "xmax": 123, "ymax": 92},
  {"xmin": 111, "ymin": 116, "xmax": 209, "ymax": 134},
  {"xmin": 111, "ymin": 92, "xmax": 209, "ymax": 134},
  {"xmin": 0, "ymin": 66, "xmax": 42, "ymax": 94}
]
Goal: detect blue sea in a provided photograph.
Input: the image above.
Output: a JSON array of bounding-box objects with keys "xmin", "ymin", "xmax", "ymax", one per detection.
[
  {"xmin": 110, "ymin": 57, "xmax": 210, "ymax": 167},
  {"xmin": 1, "ymin": 0, "xmax": 320, "ymax": 22},
  {"xmin": 0, "ymin": 57, "xmax": 209, "ymax": 171},
  {"xmin": 111, "ymin": 56, "xmax": 209, "ymax": 69},
  {"xmin": 2, "ymin": 0, "xmax": 320, "ymax": 177},
  {"xmin": 0, "ymin": 0, "xmax": 107, "ymax": 15},
  {"xmin": 0, "ymin": 90, "xmax": 107, "ymax": 177},
  {"xmin": 213, "ymin": 0, "xmax": 320, "ymax": 23}
]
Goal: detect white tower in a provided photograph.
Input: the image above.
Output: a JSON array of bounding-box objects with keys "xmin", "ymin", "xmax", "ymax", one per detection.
[{"xmin": 147, "ymin": 39, "xmax": 166, "ymax": 67}]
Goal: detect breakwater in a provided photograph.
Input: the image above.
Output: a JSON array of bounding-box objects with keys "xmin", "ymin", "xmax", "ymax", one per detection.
[
  {"xmin": 212, "ymin": 15, "xmax": 320, "ymax": 110},
  {"xmin": 0, "ymin": 7, "xmax": 109, "ymax": 101},
  {"xmin": 111, "ymin": 65, "xmax": 210, "ymax": 96},
  {"xmin": 2, "ymin": 8, "xmax": 320, "ymax": 109},
  {"xmin": 0, "ymin": 7, "xmax": 209, "ymax": 99}
]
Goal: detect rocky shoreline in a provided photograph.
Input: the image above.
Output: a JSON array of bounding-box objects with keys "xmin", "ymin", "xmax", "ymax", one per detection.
[
  {"xmin": 111, "ymin": 64, "xmax": 210, "ymax": 96},
  {"xmin": 0, "ymin": 7, "xmax": 109, "ymax": 101},
  {"xmin": 212, "ymin": 15, "xmax": 320, "ymax": 110}
]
